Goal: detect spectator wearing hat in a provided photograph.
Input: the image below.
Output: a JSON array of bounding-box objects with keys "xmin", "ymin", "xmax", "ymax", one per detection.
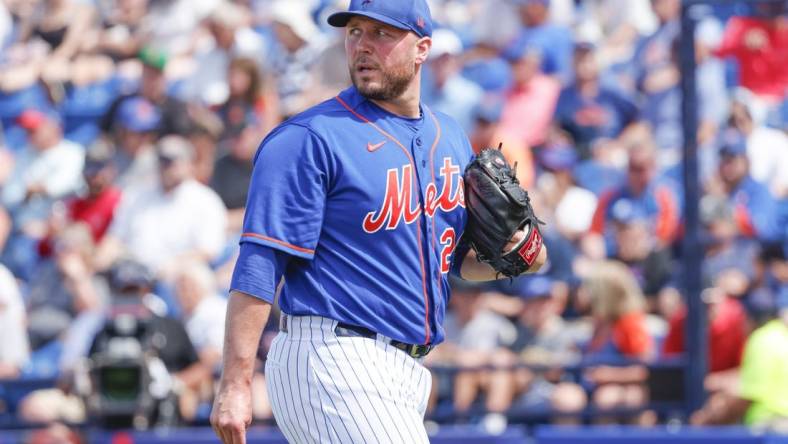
[
  {"xmin": 100, "ymin": 47, "xmax": 194, "ymax": 137},
  {"xmin": 498, "ymin": 43, "xmax": 561, "ymax": 151},
  {"xmin": 425, "ymin": 278, "xmax": 517, "ymax": 421},
  {"xmin": 107, "ymin": 96, "xmax": 162, "ymax": 189},
  {"xmin": 691, "ymin": 287, "xmax": 788, "ymax": 427},
  {"xmin": 554, "ymin": 43, "xmax": 639, "ymax": 158},
  {"xmin": 267, "ymin": 0, "xmax": 331, "ymax": 117},
  {"xmin": 504, "ymin": 0, "xmax": 574, "ymax": 84},
  {"xmin": 492, "ymin": 275, "xmax": 588, "ymax": 422},
  {"xmin": 590, "ymin": 138, "xmax": 680, "ymax": 255},
  {"xmin": 712, "ymin": 129, "xmax": 780, "ymax": 243},
  {"xmin": 468, "ymin": 94, "xmax": 537, "ymax": 188},
  {"xmin": 38, "ymin": 146, "xmax": 123, "ymax": 260},
  {"xmin": 538, "ymin": 144, "xmax": 598, "ymax": 240},
  {"xmin": 1, "ymin": 109, "xmax": 85, "ymax": 279},
  {"xmin": 95, "ymin": 135, "xmax": 227, "ymax": 283},
  {"xmin": 422, "ymin": 28, "xmax": 484, "ymax": 133}
]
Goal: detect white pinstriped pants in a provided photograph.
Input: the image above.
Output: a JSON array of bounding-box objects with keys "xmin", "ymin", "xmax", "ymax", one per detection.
[{"xmin": 265, "ymin": 315, "xmax": 432, "ymax": 444}]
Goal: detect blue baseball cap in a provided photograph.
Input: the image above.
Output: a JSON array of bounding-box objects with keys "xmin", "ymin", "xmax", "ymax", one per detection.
[
  {"xmin": 497, "ymin": 275, "xmax": 553, "ymax": 300},
  {"xmin": 327, "ymin": 0, "xmax": 433, "ymax": 38},
  {"xmin": 540, "ymin": 144, "xmax": 578, "ymax": 171},
  {"xmin": 717, "ymin": 128, "xmax": 747, "ymax": 157},
  {"xmin": 117, "ymin": 97, "xmax": 161, "ymax": 133},
  {"xmin": 611, "ymin": 198, "xmax": 649, "ymax": 225}
]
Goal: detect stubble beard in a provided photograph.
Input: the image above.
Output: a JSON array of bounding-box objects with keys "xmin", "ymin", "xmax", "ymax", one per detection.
[{"xmin": 351, "ymin": 61, "xmax": 416, "ymax": 101}]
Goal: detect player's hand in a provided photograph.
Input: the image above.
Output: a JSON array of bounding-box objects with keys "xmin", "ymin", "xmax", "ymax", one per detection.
[{"xmin": 211, "ymin": 385, "xmax": 252, "ymax": 444}]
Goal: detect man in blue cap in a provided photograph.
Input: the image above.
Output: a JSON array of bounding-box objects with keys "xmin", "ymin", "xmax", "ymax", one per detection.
[
  {"xmin": 210, "ymin": 0, "xmax": 547, "ymax": 442},
  {"xmin": 715, "ymin": 128, "xmax": 780, "ymax": 243}
]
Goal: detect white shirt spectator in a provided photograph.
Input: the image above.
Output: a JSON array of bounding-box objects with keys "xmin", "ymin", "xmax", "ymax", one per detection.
[
  {"xmin": 2, "ymin": 139, "xmax": 85, "ymax": 209},
  {"xmin": 747, "ymin": 125, "xmax": 788, "ymax": 195},
  {"xmin": 0, "ymin": 264, "xmax": 30, "ymax": 371},
  {"xmin": 109, "ymin": 179, "xmax": 228, "ymax": 273},
  {"xmin": 184, "ymin": 294, "xmax": 227, "ymax": 353}
]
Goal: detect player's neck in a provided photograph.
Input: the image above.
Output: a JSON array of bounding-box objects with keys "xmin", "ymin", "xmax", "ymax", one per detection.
[{"xmin": 369, "ymin": 78, "xmax": 422, "ymax": 119}]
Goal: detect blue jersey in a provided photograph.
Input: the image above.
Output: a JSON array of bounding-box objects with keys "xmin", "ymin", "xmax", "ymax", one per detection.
[{"xmin": 238, "ymin": 86, "xmax": 473, "ymax": 346}]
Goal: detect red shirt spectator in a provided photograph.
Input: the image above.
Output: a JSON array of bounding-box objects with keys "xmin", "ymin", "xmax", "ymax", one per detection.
[
  {"xmin": 715, "ymin": 16, "xmax": 788, "ymax": 103},
  {"xmin": 662, "ymin": 296, "xmax": 747, "ymax": 372}
]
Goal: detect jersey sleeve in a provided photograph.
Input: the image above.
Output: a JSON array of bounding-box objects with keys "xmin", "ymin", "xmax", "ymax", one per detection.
[
  {"xmin": 240, "ymin": 123, "xmax": 334, "ymax": 259},
  {"xmin": 230, "ymin": 242, "xmax": 289, "ymax": 304}
]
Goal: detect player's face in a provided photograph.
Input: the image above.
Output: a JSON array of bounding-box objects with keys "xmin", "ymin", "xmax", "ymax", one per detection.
[{"xmin": 345, "ymin": 17, "xmax": 422, "ymax": 101}]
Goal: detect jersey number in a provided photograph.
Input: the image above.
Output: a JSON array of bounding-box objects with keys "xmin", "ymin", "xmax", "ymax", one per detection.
[{"xmin": 439, "ymin": 228, "xmax": 456, "ymax": 274}]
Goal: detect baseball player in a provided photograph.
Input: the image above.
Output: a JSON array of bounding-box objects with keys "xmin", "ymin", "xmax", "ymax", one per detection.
[{"xmin": 211, "ymin": 1, "xmax": 547, "ymax": 443}]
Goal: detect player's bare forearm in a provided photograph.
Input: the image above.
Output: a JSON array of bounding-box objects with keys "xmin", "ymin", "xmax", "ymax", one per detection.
[
  {"xmin": 461, "ymin": 242, "xmax": 547, "ymax": 281},
  {"xmin": 212, "ymin": 291, "xmax": 271, "ymax": 443},
  {"xmin": 218, "ymin": 291, "xmax": 272, "ymax": 389}
]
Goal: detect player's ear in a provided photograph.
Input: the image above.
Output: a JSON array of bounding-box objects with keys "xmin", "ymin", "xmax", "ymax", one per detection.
[{"xmin": 415, "ymin": 36, "xmax": 432, "ymax": 65}]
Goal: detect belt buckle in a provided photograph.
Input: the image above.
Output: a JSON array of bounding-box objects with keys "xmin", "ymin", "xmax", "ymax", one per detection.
[{"xmin": 409, "ymin": 344, "xmax": 431, "ymax": 358}]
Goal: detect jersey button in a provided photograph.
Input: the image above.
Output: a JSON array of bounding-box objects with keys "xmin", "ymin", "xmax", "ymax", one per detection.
[{"xmin": 415, "ymin": 137, "xmax": 423, "ymax": 147}]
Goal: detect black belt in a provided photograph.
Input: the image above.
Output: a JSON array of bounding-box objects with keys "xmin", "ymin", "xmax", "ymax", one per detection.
[{"xmin": 280, "ymin": 316, "xmax": 433, "ymax": 359}]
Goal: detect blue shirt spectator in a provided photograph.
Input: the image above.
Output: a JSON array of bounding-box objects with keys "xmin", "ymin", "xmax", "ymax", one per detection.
[{"xmin": 555, "ymin": 43, "xmax": 639, "ymax": 156}]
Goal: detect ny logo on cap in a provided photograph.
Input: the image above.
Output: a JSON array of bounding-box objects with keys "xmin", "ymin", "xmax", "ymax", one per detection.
[
  {"xmin": 416, "ymin": 17, "xmax": 425, "ymax": 28},
  {"xmin": 362, "ymin": 0, "xmax": 372, "ymax": 6}
]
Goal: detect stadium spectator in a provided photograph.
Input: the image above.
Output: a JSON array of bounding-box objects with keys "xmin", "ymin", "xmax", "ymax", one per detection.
[
  {"xmin": 94, "ymin": 135, "xmax": 227, "ymax": 281},
  {"xmin": 26, "ymin": 223, "xmax": 103, "ymax": 350},
  {"xmin": 1, "ymin": 109, "xmax": 85, "ymax": 279},
  {"xmin": 498, "ymin": 44, "xmax": 561, "ymax": 150},
  {"xmin": 590, "ymin": 138, "xmax": 680, "ymax": 255},
  {"xmin": 266, "ymin": 0, "xmax": 331, "ymax": 118},
  {"xmin": 469, "ymin": 94, "xmax": 538, "ymax": 188},
  {"xmin": 173, "ymin": 260, "xmax": 227, "ymax": 420},
  {"xmin": 210, "ymin": 112, "xmax": 260, "ymax": 235},
  {"xmin": 0, "ymin": 263, "xmax": 29, "ymax": 378},
  {"xmin": 537, "ymin": 144, "xmax": 598, "ymax": 240},
  {"xmin": 422, "ymin": 28, "xmax": 484, "ymax": 133},
  {"xmin": 727, "ymin": 89, "xmax": 788, "ymax": 197},
  {"xmin": 580, "ymin": 261, "xmax": 655, "ymax": 422},
  {"xmin": 100, "ymin": 47, "xmax": 194, "ymax": 137},
  {"xmin": 25, "ymin": 0, "xmax": 96, "ymax": 62},
  {"xmin": 505, "ymin": 0, "xmax": 574, "ymax": 84},
  {"xmin": 606, "ymin": 198, "xmax": 673, "ymax": 306},
  {"xmin": 104, "ymin": 96, "xmax": 162, "ymax": 189},
  {"xmin": 691, "ymin": 287, "xmax": 788, "ymax": 427},
  {"xmin": 710, "ymin": 128, "xmax": 781, "ymax": 243},
  {"xmin": 181, "ymin": 2, "xmax": 266, "ymax": 107},
  {"xmin": 85, "ymin": 0, "xmax": 149, "ymax": 61},
  {"xmin": 554, "ymin": 42, "xmax": 639, "ymax": 157},
  {"xmin": 216, "ymin": 56, "xmax": 279, "ymax": 141},
  {"xmin": 714, "ymin": 3, "xmax": 788, "ymax": 108},
  {"xmin": 497, "ymin": 276, "xmax": 588, "ymax": 422},
  {"xmin": 426, "ymin": 278, "xmax": 517, "ymax": 422}
]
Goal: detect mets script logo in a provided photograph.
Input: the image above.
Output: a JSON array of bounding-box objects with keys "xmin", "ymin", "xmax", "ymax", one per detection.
[{"xmin": 362, "ymin": 158, "xmax": 465, "ymax": 233}]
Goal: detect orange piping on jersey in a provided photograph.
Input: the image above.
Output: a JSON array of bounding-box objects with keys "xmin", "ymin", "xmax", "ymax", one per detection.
[
  {"xmin": 335, "ymin": 95, "xmax": 432, "ymax": 344},
  {"xmin": 654, "ymin": 185, "xmax": 679, "ymax": 243},
  {"xmin": 734, "ymin": 204, "xmax": 756, "ymax": 238},
  {"xmin": 425, "ymin": 108, "xmax": 444, "ymax": 333},
  {"xmin": 241, "ymin": 233, "xmax": 315, "ymax": 255},
  {"xmin": 590, "ymin": 190, "xmax": 614, "ymax": 234}
]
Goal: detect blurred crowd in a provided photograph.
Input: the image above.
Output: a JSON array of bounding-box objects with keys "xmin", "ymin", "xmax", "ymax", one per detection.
[{"xmin": 0, "ymin": 0, "xmax": 786, "ymax": 434}]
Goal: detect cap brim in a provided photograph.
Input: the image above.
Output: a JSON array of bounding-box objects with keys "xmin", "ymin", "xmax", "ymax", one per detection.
[{"xmin": 327, "ymin": 11, "xmax": 416, "ymax": 35}]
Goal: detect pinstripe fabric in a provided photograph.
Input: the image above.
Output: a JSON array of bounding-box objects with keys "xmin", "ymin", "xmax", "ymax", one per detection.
[{"xmin": 265, "ymin": 315, "xmax": 432, "ymax": 444}]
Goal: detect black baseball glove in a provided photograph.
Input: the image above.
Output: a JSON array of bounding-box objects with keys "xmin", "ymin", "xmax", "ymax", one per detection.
[{"xmin": 463, "ymin": 145, "xmax": 544, "ymax": 278}]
